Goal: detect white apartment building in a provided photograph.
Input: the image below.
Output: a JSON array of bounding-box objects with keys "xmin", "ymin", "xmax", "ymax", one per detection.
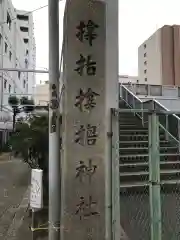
[
  {"xmin": 0, "ymin": 0, "xmax": 36, "ymax": 145},
  {"xmin": 16, "ymin": 9, "xmax": 36, "ymax": 95},
  {"xmin": 138, "ymin": 25, "xmax": 180, "ymax": 86}
]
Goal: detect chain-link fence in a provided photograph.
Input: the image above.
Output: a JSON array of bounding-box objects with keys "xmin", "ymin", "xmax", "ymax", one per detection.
[{"xmin": 117, "ymin": 107, "xmax": 180, "ymax": 240}]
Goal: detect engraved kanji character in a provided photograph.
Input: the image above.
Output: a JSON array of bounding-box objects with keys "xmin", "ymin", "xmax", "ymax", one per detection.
[
  {"xmin": 74, "ymin": 54, "xmax": 96, "ymax": 76},
  {"xmin": 75, "ymin": 88, "xmax": 100, "ymax": 112}
]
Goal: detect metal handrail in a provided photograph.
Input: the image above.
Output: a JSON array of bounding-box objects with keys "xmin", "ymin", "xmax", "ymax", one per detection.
[
  {"xmin": 121, "ymin": 85, "xmax": 144, "ymax": 124},
  {"xmin": 153, "ymin": 99, "xmax": 180, "ymax": 121},
  {"xmin": 120, "ymin": 85, "xmax": 180, "ymax": 143},
  {"xmin": 153, "ymin": 99, "xmax": 180, "ymax": 144},
  {"xmin": 122, "ymin": 85, "xmax": 143, "ymax": 103}
]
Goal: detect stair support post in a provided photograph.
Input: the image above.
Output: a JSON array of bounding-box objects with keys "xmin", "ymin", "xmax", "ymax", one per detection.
[
  {"xmin": 149, "ymin": 112, "xmax": 162, "ymax": 240},
  {"xmin": 178, "ymin": 120, "xmax": 180, "ymax": 153}
]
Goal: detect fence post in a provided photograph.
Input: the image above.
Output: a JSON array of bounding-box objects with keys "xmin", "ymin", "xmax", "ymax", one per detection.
[
  {"xmin": 133, "ymin": 97, "xmax": 135, "ymax": 116},
  {"xmin": 165, "ymin": 115, "xmax": 169, "ymax": 141},
  {"xmin": 178, "ymin": 120, "xmax": 180, "ymax": 153},
  {"xmin": 125, "ymin": 90, "xmax": 128, "ymax": 103},
  {"xmin": 141, "ymin": 103, "xmax": 144, "ymax": 126},
  {"xmin": 149, "ymin": 112, "xmax": 162, "ymax": 240},
  {"xmin": 111, "ymin": 109, "xmax": 120, "ymax": 240}
]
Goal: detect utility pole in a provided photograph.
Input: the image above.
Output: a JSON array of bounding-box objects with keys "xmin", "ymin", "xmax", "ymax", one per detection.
[{"xmin": 48, "ymin": 1, "xmax": 60, "ymax": 240}]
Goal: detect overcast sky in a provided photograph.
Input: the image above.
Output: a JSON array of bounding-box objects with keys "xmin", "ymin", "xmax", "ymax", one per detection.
[{"xmin": 12, "ymin": 0, "xmax": 180, "ymax": 83}]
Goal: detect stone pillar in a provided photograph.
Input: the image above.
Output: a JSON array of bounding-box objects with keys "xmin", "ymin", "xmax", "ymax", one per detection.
[{"xmin": 62, "ymin": 0, "xmax": 119, "ymax": 239}]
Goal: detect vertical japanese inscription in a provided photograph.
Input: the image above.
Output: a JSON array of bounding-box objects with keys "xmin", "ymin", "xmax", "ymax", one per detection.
[{"xmin": 68, "ymin": 8, "xmax": 103, "ymax": 240}]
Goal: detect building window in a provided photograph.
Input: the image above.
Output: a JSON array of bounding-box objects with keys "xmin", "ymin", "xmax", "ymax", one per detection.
[
  {"xmin": 5, "ymin": 43, "xmax": 8, "ymax": 53},
  {"xmin": 23, "ymin": 80, "xmax": 26, "ymax": 88},
  {"xmin": 26, "ymin": 50, "xmax": 29, "ymax": 56},
  {"xmin": 23, "ymin": 38, "xmax": 29, "ymax": 44},
  {"xmin": 25, "ymin": 58, "xmax": 28, "ymax": 68},
  {"xmin": 20, "ymin": 26, "xmax": 29, "ymax": 32},
  {"xmin": 144, "ymin": 44, "xmax": 146, "ymax": 49},
  {"xmin": 7, "ymin": 12, "xmax": 11, "ymax": 30},
  {"xmin": 9, "ymin": 51, "xmax": 12, "ymax": 61},
  {"xmin": 17, "ymin": 15, "xmax": 29, "ymax": 21},
  {"xmin": 4, "ymin": 80, "xmax": 7, "ymax": 89},
  {"xmin": 144, "ymin": 61, "xmax": 147, "ymax": 66},
  {"xmin": 0, "ymin": 34, "xmax": 2, "ymax": 45},
  {"xmin": 145, "ymin": 78, "xmax": 147, "ymax": 82},
  {"xmin": 144, "ymin": 69, "xmax": 147, "ymax": 74},
  {"xmin": 18, "ymin": 71, "xmax": 21, "ymax": 79},
  {"xmin": 144, "ymin": 52, "xmax": 147, "ymax": 57},
  {"xmin": 9, "ymin": 84, "xmax": 11, "ymax": 93}
]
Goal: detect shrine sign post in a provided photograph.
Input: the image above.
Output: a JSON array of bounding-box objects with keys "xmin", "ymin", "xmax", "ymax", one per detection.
[{"xmin": 62, "ymin": 0, "xmax": 120, "ymax": 239}]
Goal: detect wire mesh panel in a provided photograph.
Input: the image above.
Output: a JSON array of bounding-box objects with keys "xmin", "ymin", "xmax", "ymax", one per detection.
[
  {"xmin": 120, "ymin": 187, "xmax": 150, "ymax": 240},
  {"xmin": 161, "ymin": 184, "xmax": 180, "ymax": 239},
  {"xmin": 118, "ymin": 105, "xmax": 151, "ymax": 239}
]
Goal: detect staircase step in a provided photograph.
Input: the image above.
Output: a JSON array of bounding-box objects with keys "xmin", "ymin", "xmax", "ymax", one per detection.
[
  {"xmin": 119, "ymin": 140, "xmax": 177, "ymax": 148},
  {"xmin": 119, "ymin": 146, "xmax": 178, "ymax": 155},
  {"xmin": 120, "ymin": 171, "xmax": 180, "ymax": 184},
  {"xmin": 119, "ymin": 134, "xmax": 165, "ymax": 141},
  {"xmin": 120, "ymin": 161, "xmax": 180, "ymax": 174},
  {"xmin": 120, "ymin": 155, "xmax": 180, "ymax": 164},
  {"xmin": 120, "ymin": 129, "xmax": 148, "ymax": 132},
  {"xmin": 120, "ymin": 153, "xmax": 179, "ymax": 158},
  {"xmin": 120, "ymin": 173, "xmax": 148, "ymax": 182},
  {"xmin": 120, "ymin": 181, "xmax": 149, "ymax": 188},
  {"xmin": 119, "ymin": 146, "xmax": 178, "ymax": 150},
  {"xmin": 120, "ymin": 179, "xmax": 180, "ymax": 188},
  {"xmin": 120, "ymin": 160, "xmax": 180, "ymax": 167},
  {"xmin": 120, "ymin": 126, "xmax": 148, "ymax": 130},
  {"xmin": 121, "ymin": 169, "xmax": 180, "ymax": 176}
]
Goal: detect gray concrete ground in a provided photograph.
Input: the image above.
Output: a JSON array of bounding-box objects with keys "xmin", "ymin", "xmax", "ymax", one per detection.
[{"xmin": 0, "ymin": 158, "xmax": 30, "ymax": 239}]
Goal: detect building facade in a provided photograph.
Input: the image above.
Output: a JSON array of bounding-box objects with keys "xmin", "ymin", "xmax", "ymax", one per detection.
[
  {"xmin": 35, "ymin": 81, "xmax": 49, "ymax": 106},
  {"xmin": 16, "ymin": 9, "xmax": 36, "ymax": 95},
  {"xmin": 138, "ymin": 25, "xmax": 180, "ymax": 86},
  {"xmin": 0, "ymin": 0, "xmax": 36, "ymax": 145}
]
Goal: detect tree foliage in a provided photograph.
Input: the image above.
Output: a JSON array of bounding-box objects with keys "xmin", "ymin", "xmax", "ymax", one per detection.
[
  {"xmin": 9, "ymin": 115, "xmax": 48, "ymax": 169},
  {"xmin": 8, "ymin": 114, "xmax": 49, "ymax": 204},
  {"xmin": 8, "ymin": 95, "xmax": 35, "ymax": 131}
]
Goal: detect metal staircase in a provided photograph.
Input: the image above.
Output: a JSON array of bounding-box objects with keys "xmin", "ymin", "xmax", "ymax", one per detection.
[{"xmin": 119, "ymin": 86, "xmax": 180, "ymax": 192}]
